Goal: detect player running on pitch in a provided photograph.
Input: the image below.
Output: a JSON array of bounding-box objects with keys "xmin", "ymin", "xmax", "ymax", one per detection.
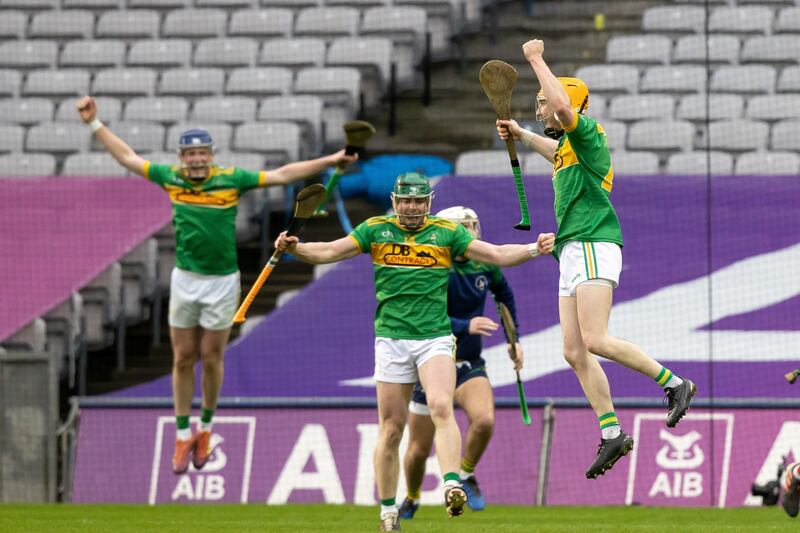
[
  {"xmin": 76, "ymin": 95, "xmax": 356, "ymax": 475},
  {"xmin": 274, "ymin": 173, "xmax": 554, "ymax": 531},
  {"xmin": 398, "ymin": 206, "xmax": 523, "ymax": 518},
  {"xmin": 496, "ymin": 39, "xmax": 696, "ymax": 479}
]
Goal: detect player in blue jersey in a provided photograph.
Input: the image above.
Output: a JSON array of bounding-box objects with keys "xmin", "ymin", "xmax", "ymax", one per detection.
[{"xmin": 398, "ymin": 206, "xmax": 522, "ymax": 518}]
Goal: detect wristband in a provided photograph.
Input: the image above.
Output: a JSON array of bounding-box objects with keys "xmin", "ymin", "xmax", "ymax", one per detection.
[
  {"xmin": 88, "ymin": 118, "xmax": 104, "ymax": 132},
  {"xmin": 528, "ymin": 243, "xmax": 539, "ymax": 258}
]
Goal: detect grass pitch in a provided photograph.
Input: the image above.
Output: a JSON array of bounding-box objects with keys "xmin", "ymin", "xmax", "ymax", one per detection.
[{"xmin": 0, "ymin": 504, "xmax": 796, "ymax": 532}]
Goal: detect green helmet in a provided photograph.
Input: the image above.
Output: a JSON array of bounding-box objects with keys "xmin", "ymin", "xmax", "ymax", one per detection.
[
  {"xmin": 391, "ymin": 172, "xmax": 433, "ymax": 229},
  {"xmin": 392, "ymin": 172, "xmax": 432, "ymax": 198}
]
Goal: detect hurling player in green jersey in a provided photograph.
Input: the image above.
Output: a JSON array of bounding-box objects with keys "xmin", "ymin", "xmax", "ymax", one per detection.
[
  {"xmin": 76, "ymin": 95, "xmax": 356, "ymax": 476},
  {"xmin": 275, "ymin": 173, "xmax": 554, "ymax": 531},
  {"xmin": 496, "ymin": 40, "xmax": 696, "ymax": 479}
]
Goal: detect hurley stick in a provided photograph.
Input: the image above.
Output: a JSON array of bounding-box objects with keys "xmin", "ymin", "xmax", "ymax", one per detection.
[
  {"xmin": 233, "ymin": 184, "xmax": 327, "ymax": 324},
  {"xmin": 497, "ymin": 302, "xmax": 531, "ymax": 426},
  {"xmin": 786, "ymin": 369, "xmax": 800, "ymax": 384},
  {"xmin": 315, "ymin": 120, "xmax": 376, "ymax": 216},
  {"xmin": 479, "ymin": 60, "xmax": 531, "ymax": 231}
]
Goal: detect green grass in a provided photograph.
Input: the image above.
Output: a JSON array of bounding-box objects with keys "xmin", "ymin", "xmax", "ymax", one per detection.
[{"xmin": 0, "ymin": 504, "xmax": 796, "ymax": 532}]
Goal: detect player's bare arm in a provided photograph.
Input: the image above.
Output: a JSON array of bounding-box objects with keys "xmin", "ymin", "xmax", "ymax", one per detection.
[
  {"xmin": 75, "ymin": 95, "xmax": 146, "ymax": 177},
  {"xmin": 496, "ymin": 118, "xmax": 557, "ymax": 161},
  {"xmin": 265, "ymin": 150, "xmax": 358, "ymax": 186},
  {"xmin": 464, "ymin": 232, "xmax": 555, "ymax": 266},
  {"xmin": 274, "ymin": 232, "xmax": 360, "ymax": 264},
  {"xmin": 524, "ymin": 39, "xmax": 574, "ymax": 128}
]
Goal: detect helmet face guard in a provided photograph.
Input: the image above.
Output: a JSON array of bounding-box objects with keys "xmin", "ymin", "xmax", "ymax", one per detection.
[
  {"xmin": 435, "ymin": 205, "xmax": 481, "ymax": 239},
  {"xmin": 177, "ymin": 128, "xmax": 215, "ymax": 182},
  {"xmin": 391, "ymin": 172, "xmax": 433, "ymax": 230},
  {"xmin": 536, "ymin": 77, "xmax": 590, "ymax": 140}
]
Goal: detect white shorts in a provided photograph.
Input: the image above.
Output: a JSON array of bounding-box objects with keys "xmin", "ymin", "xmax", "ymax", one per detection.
[
  {"xmin": 169, "ymin": 267, "xmax": 240, "ymax": 330},
  {"xmin": 558, "ymin": 241, "xmax": 621, "ymax": 297},
  {"xmin": 373, "ymin": 335, "xmax": 455, "ymax": 384}
]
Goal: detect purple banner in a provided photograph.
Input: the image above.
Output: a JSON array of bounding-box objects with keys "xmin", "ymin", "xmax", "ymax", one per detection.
[
  {"xmin": 72, "ymin": 407, "xmax": 539, "ymax": 505},
  {"xmin": 73, "ymin": 406, "xmax": 800, "ymax": 507},
  {"xmin": 116, "ymin": 175, "xmax": 800, "ymax": 400}
]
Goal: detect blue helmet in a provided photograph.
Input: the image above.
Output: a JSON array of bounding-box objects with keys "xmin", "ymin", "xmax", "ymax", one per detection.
[{"xmin": 177, "ymin": 128, "xmax": 214, "ymax": 153}]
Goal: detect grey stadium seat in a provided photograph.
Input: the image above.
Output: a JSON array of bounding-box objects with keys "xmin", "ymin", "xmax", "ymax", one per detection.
[
  {"xmin": 327, "ymin": 37, "xmax": 393, "ymax": 88},
  {"xmin": 109, "ymin": 121, "xmax": 165, "ymax": 152},
  {"xmin": 573, "ymin": 65, "xmax": 639, "ymax": 95},
  {"xmin": 640, "ymin": 66, "xmax": 706, "ymax": 94},
  {"xmin": 327, "ymin": 0, "xmax": 388, "ymax": 7},
  {"xmin": 93, "ymin": 68, "xmax": 157, "ymax": 97},
  {"xmin": 259, "ymin": 0, "xmax": 321, "ymax": 7},
  {"xmin": 23, "ymin": 70, "xmax": 90, "ymax": 97},
  {"xmin": 775, "ymin": 7, "xmax": 800, "ymax": 33},
  {"xmin": 258, "ymin": 95, "xmax": 323, "ymax": 148},
  {"xmin": 166, "ymin": 122, "xmax": 233, "ymax": 151},
  {"xmin": 741, "ymin": 35, "xmax": 800, "ymax": 64},
  {"xmin": 455, "ymin": 150, "xmax": 512, "ymax": 176},
  {"xmin": 627, "ymin": 120, "xmax": 695, "ymax": 152},
  {"xmin": 260, "ymin": 38, "xmax": 326, "ymax": 68},
  {"xmin": 0, "ymin": 41, "xmax": 57, "ymax": 68},
  {"xmin": 523, "ymin": 152, "xmax": 556, "ymax": 176},
  {"xmin": 746, "ymin": 94, "xmax": 800, "ymax": 121},
  {"xmin": 60, "ymin": 40, "xmax": 127, "ymax": 68},
  {"xmin": 197, "ymin": 0, "xmax": 258, "ymax": 6},
  {"xmin": 709, "ymin": 6, "xmax": 773, "ymax": 34},
  {"xmin": 0, "ymin": 125, "xmax": 24, "ymax": 153},
  {"xmin": 163, "ymin": 9, "xmax": 228, "ymax": 38},
  {"xmin": 62, "ymin": 152, "xmax": 129, "ymax": 177},
  {"xmin": 159, "ymin": 69, "xmax": 225, "ymax": 96},
  {"xmin": 124, "ymin": 97, "xmax": 189, "ymax": 124},
  {"xmin": 229, "ymin": 8, "xmax": 294, "ymax": 37},
  {"xmin": 393, "ymin": 0, "xmax": 462, "ymax": 56},
  {"xmin": 707, "ymin": 119, "xmax": 769, "ymax": 151},
  {"xmin": 213, "ymin": 151, "xmax": 264, "ymax": 171},
  {"xmin": 600, "ymin": 120, "xmax": 627, "ymax": 151},
  {"xmin": 608, "ymin": 94, "xmax": 675, "ymax": 122},
  {"xmin": 295, "ymin": 67, "xmax": 362, "ymax": 109},
  {"xmin": 0, "ymin": 0, "xmax": 59, "ymax": 7},
  {"xmin": 673, "ymin": 35, "xmax": 740, "ymax": 65},
  {"xmin": 587, "ymin": 94, "xmax": 607, "ymax": 119},
  {"xmin": 121, "ymin": 237, "xmax": 158, "ymax": 323},
  {"xmin": 96, "ymin": 10, "xmax": 160, "ymax": 39},
  {"xmin": 777, "ymin": 66, "xmax": 800, "ymax": 92},
  {"xmin": 735, "ymin": 151, "xmax": 800, "ymax": 175},
  {"xmin": 234, "ymin": 121, "xmax": 302, "ymax": 163},
  {"xmin": 0, "ymin": 152, "xmax": 56, "ymax": 177},
  {"xmin": 0, "ymin": 97, "xmax": 53, "ymax": 124},
  {"xmin": 665, "ymin": 151, "xmax": 734, "ymax": 175},
  {"xmin": 80, "ymin": 262, "xmax": 122, "ymax": 349},
  {"xmin": 361, "ymin": 6, "xmax": 428, "ymax": 85},
  {"xmin": 294, "ymin": 7, "xmax": 360, "ymax": 39},
  {"xmin": 191, "ymin": 96, "xmax": 257, "ymax": 123},
  {"xmin": 27, "ymin": 122, "xmax": 92, "ymax": 153},
  {"xmin": 195, "ymin": 38, "xmax": 258, "ymax": 67},
  {"xmin": 641, "ymin": 5, "xmax": 705, "ymax": 33},
  {"xmin": 29, "ymin": 10, "xmax": 94, "ymax": 39},
  {"xmin": 771, "ymin": 119, "xmax": 800, "ymax": 151},
  {"xmin": 128, "ymin": 40, "xmax": 193, "ymax": 68},
  {"xmin": 0, "ymin": 70, "xmax": 21, "ymax": 97},
  {"xmin": 0, "ymin": 318, "xmax": 46, "ymax": 353},
  {"xmin": 275, "ymin": 289, "xmax": 300, "ymax": 308},
  {"xmin": 710, "ymin": 66, "xmax": 776, "ymax": 94},
  {"xmin": 0, "ymin": 11, "xmax": 27, "ymax": 39},
  {"xmin": 226, "ymin": 67, "xmax": 294, "ymax": 96},
  {"xmin": 42, "ymin": 291, "xmax": 83, "ymax": 383},
  {"xmin": 64, "ymin": 0, "xmax": 124, "ymax": 6},
  {"xmin": 611, "ymin": 151, "xmax": 660, "ymax": 175},
  {"xmin": 677, "ymin": 94, "xmax": 745, "ymax": 122},
  {"xmin": 129, "ymin": 0, "xmax": 191, "ymax": 7},
  {"xmin": 606, "ymin": 35, "xmax": 671, "ymax": 65}
]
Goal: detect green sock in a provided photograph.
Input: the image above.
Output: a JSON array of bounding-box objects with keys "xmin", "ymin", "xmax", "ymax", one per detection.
[
  {"xmin": 406, "ymin": 488, "xmax": 421, "ymax": 501},
  {"xmin": 460, "ymin": 457, "xmax": 476, "ymax": 480},
  {"xmin": 176, "ymin": 415, "xmax": 190, "ymax": 430},
  {"xmin": 443, "ymin": 472, "xmax": 460, "ymax": 486},
  {"xmin": 598, "ymin": 412, "xmax": 621, "ymax": 439},
  {"xmin": 380, "ymin": 497, "xmax": 396, "ymax": 516},
  {"xmin": 200, "ymin": 407, "xmax": 214, "ymax": 430},
  {"xmin": 654, "ymin": 366, "xmax": 683, "ymax": 389}
]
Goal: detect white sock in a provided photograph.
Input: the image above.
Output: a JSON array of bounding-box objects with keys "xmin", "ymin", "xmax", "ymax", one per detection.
[
  {"xmin": 460, "ymin": 469, "xmax": 472, "ymax": 480},
  {"xmin": 176, "ymin": 427, "xmax": 192, "ymax": 441},
  {"xmin": 199, "ymin": 421, "xmax": 213, "ymax": 432},
  {"xmin": 665, "ymin": 374, "xmax": 684, "ymax": 389},
  {"xmin": 380, "ymin": 503, "xmax": 397, "ymax": 516},
  {"xmin": 602, "ymin": 425, "xmax": 621, "ymax": 440},
  {"xmin": 444, "ymin": 478, "xmax": 460, "ymax": 488}
]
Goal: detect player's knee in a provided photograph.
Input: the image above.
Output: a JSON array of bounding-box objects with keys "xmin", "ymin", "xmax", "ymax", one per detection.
[
  {"xmin": 172, "ymin": 351, "xmax": 196, "ymax": 372},
  {"xmin": 562, "ymin": 345, "xmax": 586, "ymax": 369},
  {"xmin": 380, "ymin": 418, "xmax": 405, "ymax": 448},
  {"xmin": 471, "ymin": 412, "xmax": 495, "ymax": 436},
  {"xmin": 581, "ymin": 332, "xmax": 608, "ymax": 356},
  {"xmin": 406, "ymin": 440, "xmax": 431, "ymax": 462},
  {"xmin": 426, "ymin": 395, "xmax": 454, "ymax": 423}
]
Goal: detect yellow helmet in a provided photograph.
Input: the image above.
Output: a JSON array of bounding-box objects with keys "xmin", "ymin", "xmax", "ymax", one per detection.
[{"xmin": 537, "ymin": 77, "xmax": 590, "ymax": 115}]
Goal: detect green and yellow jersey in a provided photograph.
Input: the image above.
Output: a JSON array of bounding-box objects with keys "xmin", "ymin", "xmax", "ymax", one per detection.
[
  {"xmin": 551, "ymin": 113, "xmax": 624, "ymax": 258},
  {"xmin": 349, "ymin": 215, "xmax": 474, "ymax": 340},
  {"xmin": 144, "ymin": 161, "xmax": 267, "ymax": 276}
]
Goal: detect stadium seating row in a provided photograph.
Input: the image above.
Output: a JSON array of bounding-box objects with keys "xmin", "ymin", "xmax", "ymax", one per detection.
[
  {"xmin": 643, "ymin": 5, "xmax": 800, "ymax": 35},
  {"xmin": 455, "ymin": 149, "xmax": 800, "ymax": 177}
]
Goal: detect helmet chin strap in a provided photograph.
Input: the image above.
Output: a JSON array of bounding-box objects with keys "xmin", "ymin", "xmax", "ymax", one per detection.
[{"xmin": 543, "ymin": 126, "xmax": 564, "ymax": 140}]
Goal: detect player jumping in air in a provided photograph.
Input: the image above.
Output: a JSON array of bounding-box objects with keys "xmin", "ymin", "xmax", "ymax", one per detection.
[
  {"xmin": 399, "ymin": 206, "xmax": 523, "ymax": 518},
  {"xmin": 496, "ymin": 39, "xmax": 696, "ymax": 479},
  {"xmin": 274, "ymin": 173, "xmax": 554, "ymax": 531},
  {"xmin": 76, "ymin": 96, "xmax": 356, "ymax": 475}
]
